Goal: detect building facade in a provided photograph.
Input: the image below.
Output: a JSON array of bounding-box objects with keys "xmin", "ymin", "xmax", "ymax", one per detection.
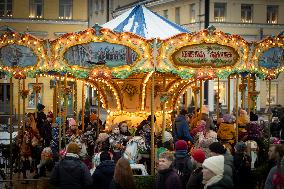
[{"xmin": 0, "ymin": 0, "xmax": 89, "ymax": 119}]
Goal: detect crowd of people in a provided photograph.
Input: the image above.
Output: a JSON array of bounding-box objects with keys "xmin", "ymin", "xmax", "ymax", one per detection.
[{"xmin": 11, "ymin": 102, "xmax": 284, "ymax": 189}]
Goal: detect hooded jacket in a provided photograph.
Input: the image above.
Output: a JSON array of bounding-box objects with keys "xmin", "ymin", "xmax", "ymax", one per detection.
[
  {"xmin": 92, "ymin": 160, "xmax": 115, "ymax": 189},
  {"xmin": 173, "ymin": 115, "xmax": 193, "ymax": 143},
  {"xmin": 50, "ymin": 154, "xmax": 93, "ymax": 189}
]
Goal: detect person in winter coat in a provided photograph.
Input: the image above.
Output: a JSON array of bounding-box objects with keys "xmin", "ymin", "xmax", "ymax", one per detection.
[
  {"xmin": 36, "ymin": 103, "xmax": 47, "ymax": 139},
  {"xmin": 186, "ymin": 148, "xmax": 206, "ymax": 189},
  {"xmin": 202, "ymin": 155, "xmax": 234, "ymax": 189},
  {"xmin": 233, "ymin": 142, "xmax": 252, "ymax": 189},
  {"xmin": 270, "ymin": 117, "xmax": 281, "ymax": 138},
  {"xmin": 264, "ymin": 144, "xmax": 284, "ymax": 189},
  {"xmin": 155, "ymin": 151, "xmax": 182, "ymax": 189},
  {"xmin": 217, "ymin": 114, "xmax": 236, "ymax": 146},
  {"xmin": 50, "ymin": 142, "xmax": 93, "ymax": 189},
  {"xmin": 172, "ymin": 140, "xmax": 192, "ymax": 189},
  {"xmin": 172, "ymin": 109, "xmax": 194, "ymax": 144},
  {"xmin": 42, "ymin": 111, "xmax": 53, "ymax": 147},
  {"xmin": 92, "ymin": 151, "xmax": 115, "ymax": 189},
  {"xmin": 109, "ymin": 157, "xmax": 135, "ymax": 189}
]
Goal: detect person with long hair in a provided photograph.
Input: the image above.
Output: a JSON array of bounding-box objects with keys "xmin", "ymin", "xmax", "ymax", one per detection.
[{"xmin": 109, "ymin": 158, "xmax": 135, "ymax": 189}]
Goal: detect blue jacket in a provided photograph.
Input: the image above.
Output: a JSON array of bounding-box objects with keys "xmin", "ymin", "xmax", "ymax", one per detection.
[
  {"xmin": 92, "ymin": 160, "xmax": 115, "ymax": 189},
  {"xmin": 172, "ymin": 115, "xmax": 193, "ymax": 143}
]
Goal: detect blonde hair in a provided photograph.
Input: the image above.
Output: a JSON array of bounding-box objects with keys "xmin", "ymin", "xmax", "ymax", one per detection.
[{"xmin": 159, "ymin": 151, "xmax": 175, "ymax": 162}]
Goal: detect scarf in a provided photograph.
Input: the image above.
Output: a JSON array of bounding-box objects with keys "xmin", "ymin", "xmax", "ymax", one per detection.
[
  {"xmin": 204, "ymin": 174, "xmax": 223, "ymax": 189},
  {"xmin": 65, "ymin": 153, "xmax": 79, "ymax": 159}
]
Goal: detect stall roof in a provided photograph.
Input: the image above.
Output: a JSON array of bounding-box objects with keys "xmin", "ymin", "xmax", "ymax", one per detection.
[{"xmin": 102, "ymin": 5, "xmax": 190, "ymax": 39}]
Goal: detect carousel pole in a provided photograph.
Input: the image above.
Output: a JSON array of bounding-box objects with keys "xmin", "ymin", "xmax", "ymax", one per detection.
[
  {"xmin": 194, "ymin": 80, "xmax": 198, "ymax": 113},
  {"xmin": 217, "ymin": 78, "xmax": 220, "ymax": 119},
  {"xmin": 35, "ymin": 74, "xmax": 39, "ymax": 118},
  {"xmin": 63, "ymin": 73, "xmax": 67, "ymax": 145},
  {"xmin": 82, "ymin": 81, "xmax": 85, "ymax": 131},
  {"xmin": 74, "ymin": 81, "xmax": 77, "ymax": 121},
  {"xmin": 162, "ymin": 76, "xmax": 166, "ymax": 143},
  {"xmin": 97, "ymin": 89, "xmax": 101, "ymax": 135},
  {"xmin": 23, "ymin": 78, "xmax": 26, "ymax": 122},
  {"xmin": 241, "ymin": 77, "xmax": 245, "ymax": 109},
  {"xmin": 58, "ymin": 75, "xmax": 62, "ymax": 150},
  {"xmin": 9, "ymin": 77, "xmax": 13, "ymax": 183},
  {"xmin": 18, "ymin": 79, "xmax": 21, "ymax": 126},
  {"xmin": 227, "ymin": 76, "xmax": 231, "ymax": 114},
  {"xmin": 199, "ymin": 80, "xmax": 203, "ymax": 120},
  {"xmin": 247, "ymin": 75, "xmax": 251, "ymax": 113},
  {"xmin": 252, "ymin": 75, "xmax": 256, "ymax": 113},
  {"xmin": 235, "ymin": 75, "xmax": 239, "ymax": 142},
  {"xmin": 53, "ymin": 78, "xmax": 57, "ymax": 123},
  {"xmin": 151, "ymin": 38, "xmax": 157, "ymax": 175},
  {"xmin": 268, "ymin": 80, "xmax": 272, "ymax": 121}
]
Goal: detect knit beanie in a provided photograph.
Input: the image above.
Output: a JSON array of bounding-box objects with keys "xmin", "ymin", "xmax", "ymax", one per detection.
[
  {"xmin": 66, "ymin": 142, "xmax": 80, "ymax": 154},
  {"xmin": 164, "ymin": 131, "xmax": 173, "ymax": 142},
  {"xmin": 209, "ymin": 142, "xmax": 226, "ymax": 154},
  {"xmin": 68, "ymin": 118, "xmax": 77, "ymax": 127},
  {"xmin": 235, "ymin": 141, "xmax": 247, "ymax": 152},
  {"xmin": 191, "ymin": 148, "xmax": 206, "ymax": 163},
  {"xmin": 203, "ymin": 155, "xmax": 224, "ymax": 175},
  {"xmin": 37, "ymin": 103, "xmax": 45, "ymax": 111},
  {"xmin": 175, "ymin": 140, "xmax": 188, "ymax": 151}
]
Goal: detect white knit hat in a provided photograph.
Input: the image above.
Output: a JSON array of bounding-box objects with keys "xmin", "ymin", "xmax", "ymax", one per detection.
[
  {"xmin": 202, "ymin": 155, "xmax": 224, "ymax": 175},
  {"xmin": 164, "ymin": 131, "xmax": 173, "ymax": 142}
]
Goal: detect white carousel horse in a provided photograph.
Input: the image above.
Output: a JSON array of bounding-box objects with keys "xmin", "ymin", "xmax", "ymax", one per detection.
[
  {"xmin": 123, "ymin": 136, "xmax": 148, "ymax": 175},
  {"xmin": 123, "ymin": 136, "xmax": 147, "ymax": 163},
  {"xmin": 245, "ymin": 140, "xmax": 258, "ymax": 169}
]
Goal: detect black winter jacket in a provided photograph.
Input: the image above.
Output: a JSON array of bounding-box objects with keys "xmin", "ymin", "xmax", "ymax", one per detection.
[
  {"xmin": 186, "ymin": 167, "xmax": 203, "ymax": 189},
  {"xmin": 206, "ymin": 176, "xmax": 234, "ymax": 189},
  {"xmin": 92, "ymin": 160, "xmax": 115, "ymax": 189},
  {"xmin": 50, "ymin": 155, "xmax": 93, "ymax": 189},
  {"xmin": 155, "ymin": 168, "xmax": 182, "ymax": 189}
]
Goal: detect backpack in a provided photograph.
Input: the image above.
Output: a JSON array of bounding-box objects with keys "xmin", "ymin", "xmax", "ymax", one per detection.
[{"xmin": 173, "ymin": 156, "xmax": 192, "ymax": 189}]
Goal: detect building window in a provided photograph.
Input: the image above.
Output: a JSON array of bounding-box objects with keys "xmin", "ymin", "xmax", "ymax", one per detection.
[
  {"xmin": 267, "ymin": 5, "xmax": 278, "ymax": 24},
  {"xmin": 29, "ymin": 0, "xmax": 43, "ymax": 19},
  {"xmin": 214, "ymin": 80, "xmax": 227, "ymax": 106},
  {"xmin": 241, "ymin": 4, "xmax": 253, "ymax": 23},
  {"xmin": 266, "ymin": 82, "xmax": 278, "ymax": 105},
  {"xmin": 59, "ymin": 0, "xmax": 72, "ymax": 20},
  {"xmin": 175, "ymin": 7, "xmax": 180, "ymax": 24},
  {"xmin": 0, "ymin": 83, "xmax": 12, "ymax": 114},
  {"xmin": 189, "ymin": 3, "xmax": 195, "ymax": 23},
  {"xmin": 109, "ymin": 0, "xmax": 114, "ymax": 10},
  {"xmin": 163, "ymin": 9, "xmax": 168, "ymax": 18},
  {"xmin": 214, "ymin": 3, "xmax": 226, "ymax": 22},
  {"xmin": 100, "ymin": 0, "xmax": 104, "ymax": 11},
  {"xmin": 0, "ymin": 0, "xmax": 12, "ymax": 18}
]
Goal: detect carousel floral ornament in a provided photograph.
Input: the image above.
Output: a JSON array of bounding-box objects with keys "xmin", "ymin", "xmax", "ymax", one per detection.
[
  {"xmin": 160, "ymin": 92, "xmax": 171, "ymax": 103},
  {"xmin": 33, "ymin": 84, "xmax": 42, "ymax": 93},
  {"xmin": 121, "ymin": 83, "xmax": 137, "ymax": 100},
  {"xmin": 192, "ymin": 85, "xmax": 200, "ymax": 94},
  {"xmin": 239, "ymin": 83, "xmax": 247, "ymax": 92},
  {"xmin": 89, "ymin": 66, "xmax": 112, "ymax": 80},
  {"xmin": 13, "ymin": 68, "xmax": 26, "ymax": 79},
  {"xmin": 249, "ymin": 91, "xmax": 260, "ymax": 100},
  {"xmin": 20, "ymin": 89, "xmax": 29, "ymax": 99}
]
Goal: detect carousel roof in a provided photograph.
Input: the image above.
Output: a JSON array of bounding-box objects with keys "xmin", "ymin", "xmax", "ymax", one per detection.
[{"xmin": 102, "ymin": 5, "xmax": 190, "ymax": 39}]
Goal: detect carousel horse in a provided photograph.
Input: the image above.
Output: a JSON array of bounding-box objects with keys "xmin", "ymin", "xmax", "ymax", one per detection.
[
  {"xmin": 123, "ymin": 136, "xmax": 148, "ymax": 175},
  {"xmin": 123, "ymin": 136, "xmax": 147, "ymax": 163},
  {"xmin": 245, "ymin": 140, "xmax": 258, "ymax": 169}
]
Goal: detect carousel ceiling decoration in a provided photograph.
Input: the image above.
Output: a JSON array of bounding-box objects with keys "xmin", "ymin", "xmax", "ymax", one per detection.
[
  {"xmin": 49, "ymin": 26, "xmax": 152, "ymax": 79},
  {"xmin": 251, "ymin": 32, "xmax": 284, "ymax": 80},
  {"xmin": 0, "ymin": 31, "xmax": 46, "ymax": 78},
  {"xmin": 158, "ymin": 26, "xmax": 250, "ymax": 79}
]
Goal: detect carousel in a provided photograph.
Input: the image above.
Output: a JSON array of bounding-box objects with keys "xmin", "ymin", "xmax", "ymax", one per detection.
[{"xmin": 0, "ymin": 5, "xmax": 284, "ymax": 178}]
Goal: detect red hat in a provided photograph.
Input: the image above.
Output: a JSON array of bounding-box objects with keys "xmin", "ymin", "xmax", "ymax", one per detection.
[
  {"xmin": 191, "ymin": 149, "xmax": 206, "ymax": 163},
  {"xmin": 175, "ymin": 140, "xmax": 188, "ymax": 151}
]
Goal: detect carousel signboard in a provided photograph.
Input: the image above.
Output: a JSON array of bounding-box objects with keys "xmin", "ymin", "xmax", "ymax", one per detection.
[
  {"xmin": 259, "ymin": 47, "xmax": 284, "ymax": 69},
  {"xmin": 64, "ymin": 42, "xmax": 138, "ymax": 68},
  {"xmin": 0, "ymin": 44, "xmax": 37, "ymax": 67},
  {"xmin": 172, "ymin": 43, "xmax": 239, "ymax": 68}
]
